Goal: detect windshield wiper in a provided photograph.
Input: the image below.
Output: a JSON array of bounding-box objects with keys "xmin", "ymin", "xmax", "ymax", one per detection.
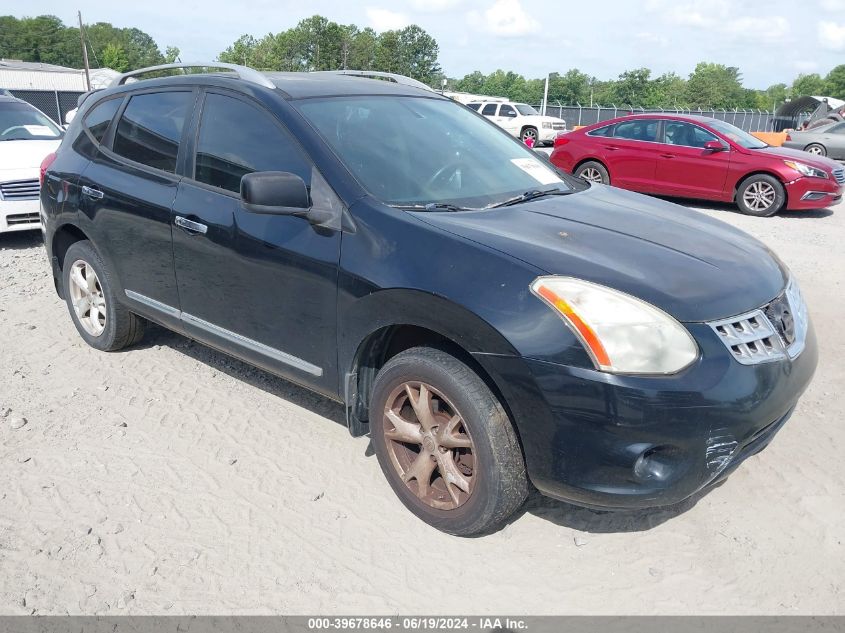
[
  {"xmin": 395, "ymin": 202, "xmax": 475, "ymax": 212},
  {"xmin": 487, "ymin": 187, "xmax": 572, "ymax": 208}
]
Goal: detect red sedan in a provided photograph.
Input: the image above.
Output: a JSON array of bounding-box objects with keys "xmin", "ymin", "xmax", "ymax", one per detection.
[{"xmin": 550, "ymin": 114, "xmax": 844, "ymax": 216}]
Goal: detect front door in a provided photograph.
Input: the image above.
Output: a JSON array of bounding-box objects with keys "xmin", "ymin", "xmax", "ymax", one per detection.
[
  {"xmin": 655, "ymin": 120, "xmax": 731, "ymax": 199},
  {"xmin": 171, "ymin": 90, "xmax": 341, "ymax": 397}
]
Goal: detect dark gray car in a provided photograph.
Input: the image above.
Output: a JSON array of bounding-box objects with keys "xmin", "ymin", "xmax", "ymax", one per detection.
[{"xmin": 783, "ymin": 121, "xmax": 845, "ymax": 159}]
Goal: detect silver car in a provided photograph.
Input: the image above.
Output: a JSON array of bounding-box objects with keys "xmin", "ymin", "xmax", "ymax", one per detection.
[{"xmin": 783, "ymin": 121, "xmax": 845, "ymax": 160}]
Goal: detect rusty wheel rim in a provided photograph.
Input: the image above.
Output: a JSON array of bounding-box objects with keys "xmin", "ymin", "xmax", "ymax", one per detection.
[{"xmin": 383, "ymin": 381, "xmax": 476, "ymax": 511}]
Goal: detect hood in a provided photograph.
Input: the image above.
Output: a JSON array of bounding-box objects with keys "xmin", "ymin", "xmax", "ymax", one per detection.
[
  {"xmin": 415, "ymin": 185, "xmax": 787, "ymax": 322},
  {"xmin": 0, "ymin": 139, "xmax": 61, "ymax": 173},
  {"xmin": 524, "ymin": 114, "xmax": 566, "ymax": 125},
  {"xmin": 752, "ymin": 145, "xmax": 842, "ymax": 172}
]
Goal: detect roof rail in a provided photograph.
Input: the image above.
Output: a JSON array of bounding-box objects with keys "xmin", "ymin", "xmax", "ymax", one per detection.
[
  {"xmin": 112, "ymin": 62, "xmax": 275, "ymax": 89},
  {"xmin": 314, "ymin": 70, "xmax": 434, "ymax": 92}
]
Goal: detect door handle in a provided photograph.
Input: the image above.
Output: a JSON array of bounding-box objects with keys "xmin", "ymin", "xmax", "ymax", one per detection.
[
  {"xmin": 604, "ymin": 145, "xmax": 620, "ymax": 151},
  {"xmin": 81, "ymin": 185, "xmax": 104, "ymax": 200},
  {"xmin": 660, "ymin": 153, "xmax": 676, "ymax": 159},
  {"xmin": 174, "ymin": 216, "xmax": 208, "ymax": 235}
]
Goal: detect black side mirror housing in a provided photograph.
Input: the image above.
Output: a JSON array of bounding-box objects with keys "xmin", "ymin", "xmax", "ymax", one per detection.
[{"xmin": 241, "ymin": 171, "xmax": 310, "ymax": 215}]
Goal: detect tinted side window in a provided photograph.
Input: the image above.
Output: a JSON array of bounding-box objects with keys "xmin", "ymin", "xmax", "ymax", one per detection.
[
  {"xmin": 83, "ymin": 98, "xmax": 122, "ymax": 143},
  {"xmin": 466, "ymin": 103, "xmax": 481, "ymax": 111},
  {"xmin": 112, "ymin": 91, "xmax": 192, "ymax": 172},
  {"xmin": 500, "ymin": 104, "xmax": 517, "ymax": 118},
  {"xmin": 830, "ymin": 123, "xmax": 845, "ymax": 134},
  {"xmin": 194, "ymin": 93, "xmax": 311, "ymax": 194},
  {"xmin": 587, "ymin": 124, "xmax": 613, "ymax": 137},
  {"xmin": 613, "ymin": 120, "xmax": 658, "ymax": 142},
  {"xmin": 481, "ymin": 103, "xmax": 497, "ymax": 116}
]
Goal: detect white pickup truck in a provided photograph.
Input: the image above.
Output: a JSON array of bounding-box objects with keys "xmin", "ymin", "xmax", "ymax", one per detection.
[{"xmin": 467, "ymin": 101, "xmax": 567, "ymax": 145}]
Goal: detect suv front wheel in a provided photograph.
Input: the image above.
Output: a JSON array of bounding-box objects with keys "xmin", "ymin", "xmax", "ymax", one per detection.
[
  {"xmin": 369, "ymin": 347, "xmax": 528, "ymax": 536},
  {"xmin": 63, "ymin": 240, "xmax": 145, "ymax": 351}
]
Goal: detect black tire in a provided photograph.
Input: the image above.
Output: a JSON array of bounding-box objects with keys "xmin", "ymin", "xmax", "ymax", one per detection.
[
  {"xmin": 574, "ymin": 160, "xmax": 610, "ymax": 185},
  {"xmin": 370, "ymin": 347, "xmax": 528, "ymax": 536},
  {"xmin": 735, "ymin": 174, "xmax": 786, "ymax": 217},
  {"xmin": 520, "ymin": 126, "xmax": 538, "ymax": 144},
  {"xmin": 63, "ymin": 240, "xmax": 145, "ymax": 351},
  {"xmin": 804, "ymin": 143, "xmax": 826, "ymax": 157}
]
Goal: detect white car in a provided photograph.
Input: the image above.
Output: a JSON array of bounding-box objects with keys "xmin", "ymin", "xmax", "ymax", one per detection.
[
  {"xmin": 0, "ymin": 96, "xmax": 63, "ymax": 233},
  {"xmin": 467, "ymin": 101, "xmax": 567, "ymax": 145}
]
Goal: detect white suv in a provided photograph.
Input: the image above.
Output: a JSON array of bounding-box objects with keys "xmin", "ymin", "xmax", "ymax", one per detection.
[
  {"xmin": 0, "ymin": 96, "xmax": 63, "ymax": 233},
  {"xmin": 468, "ymin": 101, "xmax": 567, "ymax": 145}
]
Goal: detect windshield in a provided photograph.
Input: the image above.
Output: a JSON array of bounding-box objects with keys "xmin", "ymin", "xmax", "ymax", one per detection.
[
  {"xmin": 0, "ymin": 102, "xmax": 63, "ymax": 141},
  {"xmin": 515, "ymin": 104, "xmax": 539, "ymax": 116},
  {"xmin": 296, "ymin": 96, "xmax": 569, "ymax": 208},
  {"xmin": 707, "ymin": 120, "xmax": 767, "ymax": 149}
]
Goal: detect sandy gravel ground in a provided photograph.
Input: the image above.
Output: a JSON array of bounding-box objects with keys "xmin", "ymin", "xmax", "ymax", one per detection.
[{"xmin": 0, "ymin": 199, "xmax": 843, "ymax": 616}]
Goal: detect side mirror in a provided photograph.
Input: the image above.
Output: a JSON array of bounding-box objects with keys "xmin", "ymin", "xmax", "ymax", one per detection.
[
  {"xmin": 704, "ymin": 140, "xmax": 726, "ymax": 152},
  {"xmin": 241, "ymin": 171, "xmax": 310, "ymax": 215}
]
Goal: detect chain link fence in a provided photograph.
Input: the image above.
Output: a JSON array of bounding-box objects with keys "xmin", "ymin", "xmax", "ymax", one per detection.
[
  {"xmin": 533, "ymin": 104, "xmax": 777, "ymax": 132},
  {"xmin": 9, "ymin": 89, "xmax": 85, "ymax": 125}
]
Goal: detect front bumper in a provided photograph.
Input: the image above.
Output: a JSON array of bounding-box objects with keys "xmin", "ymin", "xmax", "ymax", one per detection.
[
  {"xmin": 477, "ymin": 319, "xmax": 818, "ymax": 510},
  {"xmin": 0, "ymin": 198, "xmax": 41, "ymax": 233},
  {"xmin": 784, "ymin": 176, "xmax": 843, "ymax": 210},
  {"xmin": 538, "ymin": 127, "xmax": 565, "ymax": 143}
]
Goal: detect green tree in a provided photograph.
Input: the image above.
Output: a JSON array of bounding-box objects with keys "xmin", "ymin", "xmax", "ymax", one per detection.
[
  {"xmin": 374, "ymin": 30, "xmax": 400, "ymax": 73},
  {"xmin": 825, "ymin": 65, "xmax": 845, "ymax": 99},
  {"xmin": 164, "ymin": 46, "xmax": 180, "ymax": 63},
  {"xmin": 101, "ymin": 42, "xmax": 129, "ymax": 72},
  {"xmin": 397, "ymin": 25, "xmax": 440, "ymax": 85},
  {"xmin": 791, "ymin": 73, "xmax": 828, "ymax": 97},
  {"xmin": 685, "ymin": 62, "xmax": 745, "ymax": 108}
]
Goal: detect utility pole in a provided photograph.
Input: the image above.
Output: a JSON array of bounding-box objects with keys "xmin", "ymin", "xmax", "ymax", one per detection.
[
  {"xmin": 542, "ymin": 73, "xmax": 550, "ymax": 116},
  {"xmin": 78, "ymin": 11, "xmax": 91, "ymax": 91}
]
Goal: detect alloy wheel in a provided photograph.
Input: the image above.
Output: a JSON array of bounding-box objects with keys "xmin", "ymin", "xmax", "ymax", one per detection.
[
  {"xmin": 580, "ymin": 167, "xmax": 604, "ymax": 183},
  {"xmin": 522, "ymin": 128, "xmax": 538, "ymax": 142},
  {"xmin": 382, "ymin": 381, "xmax": 476, "ymax": 511},
  {"xmin": 68, "ymin": 260, "xmax": 106, "ymax": 336},
  {"xmin": 742, "ymin": 181, "xmax": 776, "ymax": 213},
  {"xmin": 806, "ymin": 145, "xmax": 824, "ymax": 155}
]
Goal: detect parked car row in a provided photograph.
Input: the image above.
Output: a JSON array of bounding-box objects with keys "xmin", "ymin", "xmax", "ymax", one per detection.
[
  {"xmin": 39, "ymin": 64, "xmax": 818, "ymax": 535},
  {"xmin": 548, "ymin": 114, "xmax": 844, "ymax": 216}
]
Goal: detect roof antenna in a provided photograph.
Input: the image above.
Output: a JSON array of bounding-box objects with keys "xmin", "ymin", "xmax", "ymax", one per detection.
[{"xmin": 78, "ymin": 11, "xmax": 92, "ymax": 91}]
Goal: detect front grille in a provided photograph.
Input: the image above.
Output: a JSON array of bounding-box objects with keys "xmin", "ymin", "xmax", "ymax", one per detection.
[
  {"xmin": 0, "ymin": 179, "xmax": 40, "ymax": 200},
  {"xmin": 6, "ymin": 212, "xmax": 40, "ymax": 226},
  {"xmin": 708, "ymin": 278, "xmax": 808, "ymax": 365},
  {"xmin": 552, "ymin": 123, "xmax": 566, "ymax": 130},
  {"xmin": 709, "ymin": 310, "xmax": 782, "ymax": 364},
  {"xmin": 833, "ymin": 167, "xmax": 845, "ymax": 185}
]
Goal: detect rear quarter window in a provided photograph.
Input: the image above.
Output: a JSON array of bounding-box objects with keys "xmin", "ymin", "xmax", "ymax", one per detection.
[
  {"xmin": 587, "ymin": 124, "xmax": 614, "ymax": 137},
  {"xmin": 82, "ymin": 97, "xmax": 122, "ymax": 144}
]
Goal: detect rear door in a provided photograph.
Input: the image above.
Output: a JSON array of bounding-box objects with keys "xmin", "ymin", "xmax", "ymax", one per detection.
[
  {"xmin": 78, "ymin": 88, "xmax": 197, "ymax": 329},
  {"xmin": 602, "ymin": 119, "xmax": 661, "ymax": 191},
  {"xmin": 171, "ymin": 89, "xmax": 341, "ymax": 396},
  {"xmin": 654, "ymin": 120, "xmax": 731, "ymax": 199}
]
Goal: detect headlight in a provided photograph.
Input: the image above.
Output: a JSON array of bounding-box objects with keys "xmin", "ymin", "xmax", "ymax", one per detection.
[
  {"xmin": 783, "ymin": 160, "xmax": 828, "ymax": 179},
  {"xmin": 542, "ymin": 122, "xmax": 553, "ymax": 129},
  {"xmin": 530, "ymin": 277, "xmax": 698, "ymax": 374}
]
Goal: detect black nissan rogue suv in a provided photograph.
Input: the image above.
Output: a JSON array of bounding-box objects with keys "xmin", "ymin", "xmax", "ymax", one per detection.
[{"xmin": 40, "ymin": 63, "xmax": 817, "ymax": 535}]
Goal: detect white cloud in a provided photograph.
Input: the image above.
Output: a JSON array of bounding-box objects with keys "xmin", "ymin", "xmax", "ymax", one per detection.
[
  {"xmin": 635, "ymin": 31, "xmax": 669, "ymax": 46},
  {"xmin": 365, "ymin": 7, "xmax": 410, "ymax": 31},
  {"xmin": 821, "ymin": 0, "xmax": 845, "ymax": 10},
  {"xmin": 819, "ymin": 20, "xmax": 845, "ymax": 50},
  {"xmin": 467, "ymin": 0, "xmax": 539, "ymax": 37},
  {"xmin": 410, "ymin": 0, "xmax": 462, "ymax": 12},
  {"xmin": 646, "ymin": 1, "xmax": 791, "ymax": 44},
  {"xmin": 790, "ymin": 60, "xmax": 819, "ymax": 72},
  {"xmin": 725, "ymin": 16, "xmax": 790, "ymax": 42}
]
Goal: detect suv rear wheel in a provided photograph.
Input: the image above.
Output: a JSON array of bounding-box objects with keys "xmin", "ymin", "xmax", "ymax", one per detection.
[
  {"xmin": 369, "ymin": 347, "xmax": 528, "ymax": 536},
  {"xmin": 63, "ymin": 240, "xmax": 145, "ymax": 351}
]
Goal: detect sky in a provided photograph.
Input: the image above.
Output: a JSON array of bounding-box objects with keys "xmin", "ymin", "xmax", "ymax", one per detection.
[{"xmin": 6, "ymin": 0, "xmax": 845, "ymax": 88}]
